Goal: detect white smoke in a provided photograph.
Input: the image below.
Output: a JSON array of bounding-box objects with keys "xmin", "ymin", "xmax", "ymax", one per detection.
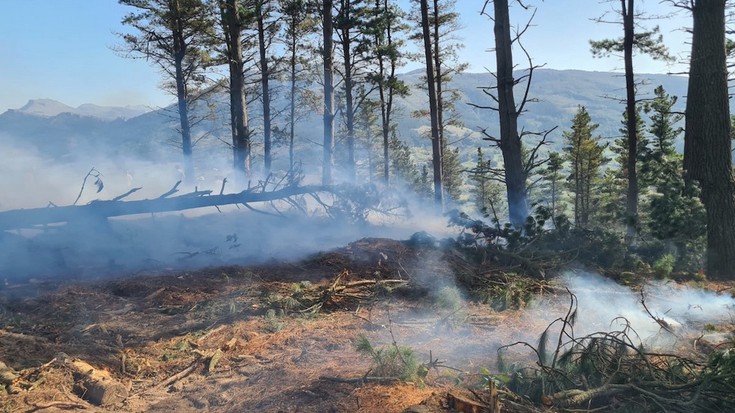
[{"xmin": 540, "ymin": 270, "xmax": 735, "ymax": 348}]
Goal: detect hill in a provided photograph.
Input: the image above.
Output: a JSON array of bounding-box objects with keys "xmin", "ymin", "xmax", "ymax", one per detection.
[{"xmin": 0, "ymin": 69, "xmax": 689, "ymax": 170}]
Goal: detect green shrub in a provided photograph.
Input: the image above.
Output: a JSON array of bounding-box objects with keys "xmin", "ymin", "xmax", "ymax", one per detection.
[
  {"xmin": 653, "ymin": 254, "xmax": 676, "ymax": 279},
  {"xmin": 353, "ymin": 335, "xmax": 427, "ymax": 382},
  {"xmin": 434, "ymin": 286, "xmax": 463, "ymax": 310}
]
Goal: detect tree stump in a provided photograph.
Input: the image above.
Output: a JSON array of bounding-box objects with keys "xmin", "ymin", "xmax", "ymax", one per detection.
[{"xmin": 69, "ymin": 360, "xmax": 128, "ymax": 406}]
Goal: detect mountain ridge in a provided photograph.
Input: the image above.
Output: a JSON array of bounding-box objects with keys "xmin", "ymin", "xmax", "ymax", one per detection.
[
  {"xmin": 0, "ymin": 69, "xmax": 691, "ymax": 166},
  {"xmin": 8, "ymin": 99, "xmax": 151, "ymax": 121}
]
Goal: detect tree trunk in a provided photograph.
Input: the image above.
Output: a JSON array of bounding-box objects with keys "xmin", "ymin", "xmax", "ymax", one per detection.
[
  {"xmin": 375, "ymin": 0, "xmax": 395, "ymax": 184},
  {"xmin": 431, "ymin": 0, "xmax": 445, "ymax": 170},
  {"xmin": 172, "ymin": 14, "xmax": 195, "ymax": 182},
  {"xmin": 257, "ymin": 1, "xmax": 272, "ymax": 176},
  {"xmin": 377, "ymin": 39, "xmax": 390, "ymax": 183},
  {"xmin": 683, "ymin": 0, "xmax": 735, "ymax": 279},
  {"xmin": 339, "ymin": 0, "xmax": 357, "ymax": 182},
  {"xmin": 493, "ymin": 0, "xmax": 528, "ymax": 227},
  {"xmin": 323, "ymin": 0, "xmax": 335, "ymax": 185},
  {"xmin": 419, "ymin": 0, "xmax": 443, "ymax": 210},
  {"xmin": 221, "ymin": 0, "xmax": 251, "ymax": 177},
  {"xmin": 0, "ymin": 185, "xmax": 330, "ymax": 231},
  {"xmin": 622, "ymin": 0, "xmax": 638, "ymax": 238},
  {"xmin": 289, "ymin": 13, "xmax": 297, "ymax": 172}
]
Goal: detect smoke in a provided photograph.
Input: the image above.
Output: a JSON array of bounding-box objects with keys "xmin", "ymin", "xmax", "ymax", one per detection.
[
  {"xmin": 526, "ymin": 270, "xmax": 735, "ymax": 349},
  {"xmin": 0, "ymin": 136, "xmax": 456, "ymax": 285}
]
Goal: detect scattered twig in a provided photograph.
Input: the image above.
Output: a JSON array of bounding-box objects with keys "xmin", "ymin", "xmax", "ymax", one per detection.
[{"xmin": 152, "ymin": 359, "xmax": 200, "ymax": 391}]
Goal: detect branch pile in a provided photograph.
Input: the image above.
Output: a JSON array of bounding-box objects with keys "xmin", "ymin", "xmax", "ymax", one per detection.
[
  {"xmin": 265, "ymin": 270, "xmax": 409, "ymax": 314},
  {"xmin": 493, "ymin": 292, "xmax": 735, "ymax": 412}
]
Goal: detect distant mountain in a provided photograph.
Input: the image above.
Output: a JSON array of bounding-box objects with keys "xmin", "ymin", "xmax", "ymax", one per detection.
[
  {"xmin": 13, "ymin": 99, "xmax": 150, "ymax": 120},
  {"xmin": 0, "ymin": 70, "xmax": 691, "ymax": 168}
]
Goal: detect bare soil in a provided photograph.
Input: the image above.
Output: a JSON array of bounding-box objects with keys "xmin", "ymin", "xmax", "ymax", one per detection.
[{"xmin": 0, "ymin": 238, "xmax": 731, "ymax": 413}]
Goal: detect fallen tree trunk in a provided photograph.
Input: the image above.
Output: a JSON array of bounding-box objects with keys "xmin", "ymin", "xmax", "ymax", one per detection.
[
  {"xmin": 0, "ymin": 184, "xmax": 328, "ymax": 231},
  {"xmin": 69, "ymin": 359, "xmax": 128, "ymax": 406}
]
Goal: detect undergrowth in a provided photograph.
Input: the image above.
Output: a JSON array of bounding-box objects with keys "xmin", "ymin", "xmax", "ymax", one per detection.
[
  {"xmin": 490, "ymin": 291, "xmax": 735, "ymax": 412},
  {"xmin": 353, "ymin": 335, "xmax": 427, "ymax": 382}
]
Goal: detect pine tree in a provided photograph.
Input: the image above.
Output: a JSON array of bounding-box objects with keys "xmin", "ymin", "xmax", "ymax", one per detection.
[
  {"xmin": 412, "ymin": 0, "xmax": 467, "ymax": 208},
  {"xmin": 365, "ymin": 0, "xmax": 409, "ymax": 184},
  {"xmin": 641, "ymin": 86, "xmax": 705, "ymax": 268},
  {"xmin": 640, "ymin": 85, "xmax": 681, "ymax": 186},
  {"xmin": 278, "ymin": 0, "xmax": 318, "ymax": 172},
  {"xmin": 598, "ymin": 107, "xmax": 646, "ymax": 226},
  {"xmin": 442, "ymin": 142, "xmax": 462, "ymax": 201},
  {"xmin": 591, "ymin": 0, "xmax": 674, "ymax": 238},
  {"xmin": 467, "ymin": 147, "xmax": 505, "ymax": 219},
  {"xmin": 538, "ymin": 151, "xmax": 565, "ymax": 221},
  {"xmin": 563, "ymin": 106, "xmax": 607, "ymax": 227},
  {"xmin": 119, "ymin": 0, "xmax": 216, "ymax": 181},
  {"xmin": 333, "ymin": 0, "xmax": 375, "ymax": 182},
  {"xmin": 388, "ymin": 135, "xmax": 422, "ymax": 191}
]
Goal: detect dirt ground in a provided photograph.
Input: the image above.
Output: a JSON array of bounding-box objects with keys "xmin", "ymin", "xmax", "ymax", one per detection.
[{"xmin": 0, "ymin": 238, "xmax": 732, "ymax": 413}]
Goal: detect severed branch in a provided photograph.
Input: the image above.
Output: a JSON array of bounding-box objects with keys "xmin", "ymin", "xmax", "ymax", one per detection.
[{"xmin": 639, "ymin": 289, "xmax": 678, "ymax": 335}]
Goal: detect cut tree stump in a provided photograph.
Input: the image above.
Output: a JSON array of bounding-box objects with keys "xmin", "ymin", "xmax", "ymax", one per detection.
[{"xmin": 69, "ymin": 359, "xmax": 128, "ymax": 406}]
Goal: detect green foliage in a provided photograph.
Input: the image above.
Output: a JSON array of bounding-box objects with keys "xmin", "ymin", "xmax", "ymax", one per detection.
[
  {"xmin": 536, "ymin": 151, "xmax": 566, "ymax": 220},
  {"xmin": 483, "ymin": 274, "xmax": 535, "ymax": 310},
  {"xmin": 596, "ymin": 107, "xmax": 646, "ymax": 227},
  {"xmin": 433, "ymin": 285, "xmax": 463, "ymax": 310},
  {"xmin": 639, "ymin": 86, "xmax": 706, "ymax": 271},
  {"xmin": 353, "ymin": 335, "xmax": 426, "ymax": 382},
  {"xmin": 264, "ymin": 308, "xmax": 285, "ymax": 333},
  {"xmin": 442, "ymin": 143, "xmax": 463, "ymax": 201},
  {"xmin": 652, "ymin": 253, "xmax": 675, "ymax": 279},
  {"xmin": 388, "ymin": 135, "xmax": 422, "ymax": 189},
  {"xmin": 467, "ymin": 147, "xmax": 507, "ymax": 219},
  {"xmin": 563, "ymin": 106, "xmax": 608, "ymax": 227},
  {"xmin": 591, "ymin": 25, "xmax": 674, "ymax": 62}
]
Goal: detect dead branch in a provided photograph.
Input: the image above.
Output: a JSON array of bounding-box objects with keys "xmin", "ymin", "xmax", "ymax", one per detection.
[
  {"xmin": 72, "ymin": 168, "xmax": 103, "ymax": 206},
  {"xmin": 152, "ymin": 358, "xmax": 200, "ymax": 391},
  {"xmin": 158, "ymin": 180, "xmax": 182, "ymax": 199},
  {"xmin": 640, "ymin": 289, "xmax": 678, "ymax": 335},
  {"xmin": 112, "ymin": 187, "xmax": 142, "ymax": 201}
]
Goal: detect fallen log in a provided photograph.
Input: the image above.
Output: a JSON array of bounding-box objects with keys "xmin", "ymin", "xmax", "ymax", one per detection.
[
  {"xmin": 0, "ymin": 184, "xmax": 328, "ymax": 230},
  {"xmin": 69, "ymin": 359, "xmax": 128, "ymax": 406}
]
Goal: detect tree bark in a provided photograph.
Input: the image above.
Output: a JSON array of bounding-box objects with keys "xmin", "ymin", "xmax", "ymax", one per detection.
[
  {"xmin": 221, "ymin": 0, "xmax": 251, "ymax": 177},
  {"xmin": 374, "ymin": 0, "xmax": 397, "ymax": 184},
  {"xmin": 431, "ymin": 0, "xmax": 445, "ymax": 170},
  {"xmin": 339, "ymin": 0, "xmax": 357, "ymax": 182},
  {"xmin": 622, "ymin": 0, "xmax": 638, "ymax": 238},
  {"xmin": 493, "ymin": 0, "xmax": 528, "ymax": 227},
  {"xmin": 323, "ymin": 0, "xmax": 336, "ymax": 185},
  {"xmin": 289, "ymin": 12, "xmax": 297, "ymax": 172},
  {"xmin": 172, "ymin": 10, "xmax": 195, "ymax": 182},
  {"xmin": 683, "ymin": 0, "xmax": 735, "ymax": 279},
  {"xmin": 419, "ymin": 0, "xmax": 443, "ymax": 210},
  {"xmin": 257, "ymin": 1, "xmax": 273, "ymax": 176}
]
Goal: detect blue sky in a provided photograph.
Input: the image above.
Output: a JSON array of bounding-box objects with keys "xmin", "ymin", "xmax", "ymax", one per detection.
[{"xmin": 0, "ymin": 0, "xmax": 691, "ymax": 113}]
